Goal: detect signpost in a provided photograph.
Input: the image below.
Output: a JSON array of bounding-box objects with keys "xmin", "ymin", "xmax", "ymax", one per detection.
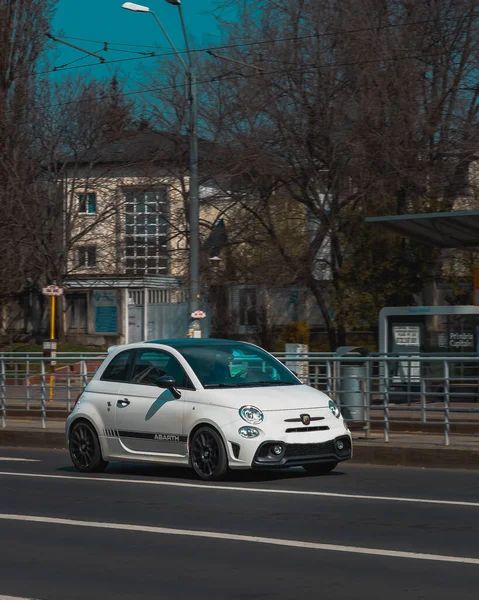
[
  {"xmin": 42, "ymin": 285, "xmax": 63, "ymax": 399},
  {"xmin": 189, "ymin": 310, "xmax": 206, "ymax": 338}
]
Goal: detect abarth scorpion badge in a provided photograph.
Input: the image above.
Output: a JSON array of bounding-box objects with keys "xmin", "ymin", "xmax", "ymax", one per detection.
[{"xmin": 301, "ymin": 414, "xmax": 311, "ymax": 426}]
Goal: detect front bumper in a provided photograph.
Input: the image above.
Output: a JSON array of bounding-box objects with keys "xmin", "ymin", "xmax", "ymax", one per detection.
[
  {"xmin": 251, "ymin": 435, "xmax": 352, "ymax": 468},
  {"xmin": 220, "ymin": 406, "xmax": 351, "ymax": 469}
]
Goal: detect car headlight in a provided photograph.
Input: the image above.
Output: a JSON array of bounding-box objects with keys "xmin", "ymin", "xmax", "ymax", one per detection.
[
  {"xmin": 238, "ymin": 426, "xmax": 260, "ymax": 438},
  {"xmin": 329, "ymin": 399, "xmax": 341, "ymax": 419},
  {"xmin": 239, "ymin": 405, "xmax": 264, "ymax": 424}
]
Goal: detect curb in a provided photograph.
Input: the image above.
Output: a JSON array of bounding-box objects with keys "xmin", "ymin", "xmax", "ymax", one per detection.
[
  {"xmin": 1, "ymin": 429, "xmax": 478, "ymax": 470},
  {"xmin": 351, "ymin": 442, "xmax": 479, "ymax": 470},
  {"xmin": 0, "ymin": 430, "xmax": 65, "ymax": 449}
]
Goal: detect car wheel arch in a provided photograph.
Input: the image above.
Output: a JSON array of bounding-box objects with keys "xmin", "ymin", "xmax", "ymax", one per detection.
[
  {"xmin": 68, "ymin": 415, "xmax": 101, "ymax": 441},
  {"xmin": 188, "ymin": 421, "xmax": 229, "ymax": 459}
]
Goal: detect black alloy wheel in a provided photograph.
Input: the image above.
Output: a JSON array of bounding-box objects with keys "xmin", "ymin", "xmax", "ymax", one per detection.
[
  {"xmin": 303, "ymin": 461, "xmax": 338, "ymax": 475},
  {"xmin": 190, "ymin": 427, "xmax": 228, "ymax": 481},
  {"xmin": 69, "ymin": 421, "xmax": 108, "ymax": 473}
]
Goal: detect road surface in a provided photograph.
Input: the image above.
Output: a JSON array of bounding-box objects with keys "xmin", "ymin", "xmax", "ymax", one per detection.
[{"xmin": 0, "ymin": 446, "xmax": 478, "ymax": 599}]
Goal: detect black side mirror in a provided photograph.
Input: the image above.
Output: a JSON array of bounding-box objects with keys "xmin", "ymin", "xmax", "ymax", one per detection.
[{"xmin": 156, "ymin": 375, "xmax": 181, "ymax": 399}]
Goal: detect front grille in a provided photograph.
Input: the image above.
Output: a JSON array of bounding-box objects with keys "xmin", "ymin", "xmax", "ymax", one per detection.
[
  {"xmin": 284, "ymin": 440, "xmax": 335, "ymax": 458},
  {"xmin": 284, "ymin": 416, "xmax": 324, "ymax": 423},
  {"xmin": 285, "ymin": 426, "xmax": 330, "ymax": 433}
]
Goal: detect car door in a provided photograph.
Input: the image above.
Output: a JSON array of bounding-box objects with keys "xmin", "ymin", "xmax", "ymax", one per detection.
[
  {"xmin": 91, "ymin": 349, "xmax": 135, "ymax": 451},
  {"xmin": 115, "ymin": 348, "xmax": 192, "ymax": 457}
]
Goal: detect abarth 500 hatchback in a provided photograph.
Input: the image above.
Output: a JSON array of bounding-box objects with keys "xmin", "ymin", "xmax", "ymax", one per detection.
[{"xmin": 66, "ymin": 339, "xmax": 352, "ymax": 480}]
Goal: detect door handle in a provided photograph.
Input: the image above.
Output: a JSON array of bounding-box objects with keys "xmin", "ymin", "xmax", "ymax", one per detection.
[{"xmin": 117, "ymin": 398, "xmax": 130, "ymax": 407}]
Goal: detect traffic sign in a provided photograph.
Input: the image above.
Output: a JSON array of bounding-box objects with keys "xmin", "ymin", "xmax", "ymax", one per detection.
[
  {"xmin": 191, "ymin": 310, "xmax": 206, "ymax": 319},
  {"xmin": 42, "ymin": 285, "xmax": 64, "ymax": 297}
]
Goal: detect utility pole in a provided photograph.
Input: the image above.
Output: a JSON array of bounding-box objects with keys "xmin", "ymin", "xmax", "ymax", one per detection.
[{"xmin": 123, "ymin": 1, "xmax": 203, "ymax": 337}]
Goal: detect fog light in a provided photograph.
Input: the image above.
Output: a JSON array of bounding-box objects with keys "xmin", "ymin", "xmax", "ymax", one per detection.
[
  {"xmin": 336, "ymin": 439, "xmax": 345, "ymax": 451},
  {"xmin": 238, "ymin": 426, "xmax": 260, "ymax": 438},
  {"xmin": 272, "ymin": 444, "xmax": 283, "ymax": 455}
]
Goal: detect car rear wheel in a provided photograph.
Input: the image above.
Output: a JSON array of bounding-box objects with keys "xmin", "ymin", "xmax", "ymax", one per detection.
[
  {"xmin": 303, "ymin": 461, "xmax": 338, "ymax": 475},
  {"xmin": 69, "ymin": 421, "xmax": 108, "ymax": 473},
  {"xmin": 190, "ymin": 427, "xmax": 228, "ymax": 481}
]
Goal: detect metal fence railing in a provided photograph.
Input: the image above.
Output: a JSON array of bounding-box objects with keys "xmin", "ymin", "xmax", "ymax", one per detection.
[
  {"xmin": 276, "ymin": 352, "xmax": 479, "ymax": 446},
  {"xmin": 0, "ymin": 354, "xmax": 105, "ymax": 429},
  {"xmin": 1, "ymin": 352, "xmax": 478, "ymax": 446}
]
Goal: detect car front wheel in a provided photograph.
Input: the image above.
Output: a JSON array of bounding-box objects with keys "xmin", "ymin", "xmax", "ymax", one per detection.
[
  {"xmin": 69, "ymin": 421, "xmax": 108, "ymax": 473},
  {"xmin": 190, "ymin": 427, "xmax": 228, "ymax": 481},
  {"xmin": 303, "ymin": 461, "xmax": 338, "ymax": 475}
]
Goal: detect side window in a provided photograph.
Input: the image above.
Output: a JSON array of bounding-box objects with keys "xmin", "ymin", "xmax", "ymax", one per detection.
[
  {"xmin": 101, "ymin": 350, "xmax": 132, "ymax": 382},
  {"xmin": 130, "ymin": 349, "xmax": 193, "ymax": 389}
]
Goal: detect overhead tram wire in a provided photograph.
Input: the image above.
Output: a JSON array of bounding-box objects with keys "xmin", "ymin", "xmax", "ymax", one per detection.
[
  {"xmin": 10, "ymin": 48, "xmax": 475, "ymax": 119},
  {"xmin": 30, "ymin": 13, "xmax": 478, "ymax": 79},
  {"xmin": 58, "ymin": 13, "xmax": 478, "ymax": 56}
]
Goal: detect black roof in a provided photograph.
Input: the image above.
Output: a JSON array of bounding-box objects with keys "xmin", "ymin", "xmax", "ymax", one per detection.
[
  {"xmin": 62, "ymin": 130, "xmax": 218, "ymax": 167},
  {"xmin": 149, "ymin": 338, "xmax": 253, "ymax": 349},
  {"xmin": 366, "ymin": 210, "xmax": 479, "ymax": 248}
]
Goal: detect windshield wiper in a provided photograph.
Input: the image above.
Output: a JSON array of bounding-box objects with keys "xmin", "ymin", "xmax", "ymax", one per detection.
[
  {"xmin": 204, "ymin": 381, "xmax": 299, "ymax": 389},
  {"xmin": 251, "ymin": 381, "xmax": 298, "ymax": 386},
  {"xmin": 229, "ymin": 381, "xmax": 298, "ymax": 388},
  {"xmin": 203, "ymin": 383, "xmax": 244, "ymax": 389}
]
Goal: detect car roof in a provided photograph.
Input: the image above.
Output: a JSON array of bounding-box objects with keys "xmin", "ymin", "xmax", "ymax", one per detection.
[{"xmin": 148, "ymin": 338, "xmax": 255, "ymax": 349}]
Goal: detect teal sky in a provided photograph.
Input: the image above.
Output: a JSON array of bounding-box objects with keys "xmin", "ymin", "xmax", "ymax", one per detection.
[{"xmin": 50, "ymin": 0, "xmax": 225, "ymax": 82}]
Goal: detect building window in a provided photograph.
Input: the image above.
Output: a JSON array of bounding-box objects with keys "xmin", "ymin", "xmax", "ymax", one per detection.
[
  {"xmin": 239, "ymin": 288, "xmax": 257, "ymax": 327},
  {"xmin": 78, "ymin": 192, "xmax": 97, "ymax": 214},
  {"xmin": 124, "ymin": 187, "xmax": 168, "ymax": 275},
  {"xmin": 78, "ymin": 246, "xmax": 97, "ymax": 268}
]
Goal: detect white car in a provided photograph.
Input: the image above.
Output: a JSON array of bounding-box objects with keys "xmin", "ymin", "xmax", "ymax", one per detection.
[{"xmin": 66, "ymin": 339, "xmax": 352, "ymax": 480}]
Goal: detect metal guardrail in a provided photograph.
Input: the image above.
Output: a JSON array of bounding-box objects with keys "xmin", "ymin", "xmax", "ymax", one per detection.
[
  {"xmin": 279, "ymin": 353, "xmax": 479, "ymax": 446},
  {"xmin": 0, "ymin": 352, "xmax": 478, "ymax": 446},
  {"xmin": 0, "ymin": 355, "xmax": 104, "ymax": 429}
]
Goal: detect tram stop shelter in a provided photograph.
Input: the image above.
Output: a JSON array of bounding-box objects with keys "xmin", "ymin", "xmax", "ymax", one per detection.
[
  {"xmin": 365, "ymin": 209, "xmax": 479, "ymax": 360},
  {"xmin": 365, "ymin": 209, "xmax": 479, "ymax": 249}
]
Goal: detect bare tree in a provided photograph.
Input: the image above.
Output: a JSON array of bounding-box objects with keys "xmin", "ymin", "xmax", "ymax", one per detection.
[
  {"xmin": 0, "ymin": 0, "xmax": 57, "ymax": 338},
  {"xmin": 196, "ymin": 0, "xmax": 479, "ymax": 348}
]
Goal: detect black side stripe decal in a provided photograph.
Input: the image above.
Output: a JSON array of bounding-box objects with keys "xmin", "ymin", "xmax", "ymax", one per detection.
[
  {"xmin": 118, "ymin": 430, "xmax": 187, "ymax": 443},
  {"xmin": 103, "ymin": 429, "xmax": 120, "ymax": 438}
]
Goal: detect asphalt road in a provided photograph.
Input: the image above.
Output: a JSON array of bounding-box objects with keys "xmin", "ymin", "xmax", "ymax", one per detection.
[{"xmin": 0, "ymin": 447, "xmax": 479, "ymax": 600}]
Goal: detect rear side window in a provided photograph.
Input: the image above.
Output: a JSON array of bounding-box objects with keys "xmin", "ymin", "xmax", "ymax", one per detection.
[
  {"xmin": 101, "ymin": 350, "xmax": 132, "ymax": 382},
  {"xmin": 130, "ymin": 349, "xmax": 193, "ymax": 389}
]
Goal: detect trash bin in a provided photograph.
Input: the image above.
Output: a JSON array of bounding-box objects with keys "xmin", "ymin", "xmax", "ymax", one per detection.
[{"xmin": 336, "ymin": 346, "xmax": 369, "ymax": 421}]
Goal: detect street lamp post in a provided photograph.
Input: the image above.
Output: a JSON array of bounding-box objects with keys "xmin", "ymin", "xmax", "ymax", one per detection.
[{"xmin": 122, "ymin": 1, "xmax": 201, "ymax": 338}]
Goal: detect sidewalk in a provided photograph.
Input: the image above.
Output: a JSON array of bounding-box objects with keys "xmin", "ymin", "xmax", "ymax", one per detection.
[
  {"xmin": 0, "ymin": 419, "xmax": 478, "ymax": 470},
  {"xmin": 351, "ymin": 431, "xmax": 479, "ymax": 469}
]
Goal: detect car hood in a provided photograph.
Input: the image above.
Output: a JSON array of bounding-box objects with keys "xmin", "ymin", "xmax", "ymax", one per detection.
[{"xmin": 204, "ymin": 384, "xmax": 331, "ymax": 411}]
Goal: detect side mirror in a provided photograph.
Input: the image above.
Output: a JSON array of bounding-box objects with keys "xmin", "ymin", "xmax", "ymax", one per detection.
[{"xmin": 156, "ymin": 375, "xmax": 181, "ymax": 399}]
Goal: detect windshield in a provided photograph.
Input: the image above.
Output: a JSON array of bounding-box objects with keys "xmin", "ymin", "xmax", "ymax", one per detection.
[{"xmin": 178, "ymin": 342, "xmax": 301, "ymax": 389}]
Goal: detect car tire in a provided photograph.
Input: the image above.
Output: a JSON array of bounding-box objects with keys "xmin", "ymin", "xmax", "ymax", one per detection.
[
  {"xmin": 190, "ymin": 426, "xmax": 228, "ymax": 481},
  {"xmin": 69, "ymin": 420, "xmax": 108, "ymax": 473},
  {"xmin": 303, "ymin": 461, "xmax": 338, "ymax": 475}
]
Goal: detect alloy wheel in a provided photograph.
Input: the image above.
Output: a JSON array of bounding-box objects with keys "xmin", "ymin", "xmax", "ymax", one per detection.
[
  {"xmin": 70, "ymin": 424, "xmax": 95, "ymax": 469},
  {"xmin": 191, "ymin": 430, "xmax": 221, "ymax": 478}
]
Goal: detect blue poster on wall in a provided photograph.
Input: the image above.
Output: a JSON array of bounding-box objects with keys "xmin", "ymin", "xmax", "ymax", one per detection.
[{"xmin": 94, "ymin": 291, "xmax": 118, "ymax": 333}]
